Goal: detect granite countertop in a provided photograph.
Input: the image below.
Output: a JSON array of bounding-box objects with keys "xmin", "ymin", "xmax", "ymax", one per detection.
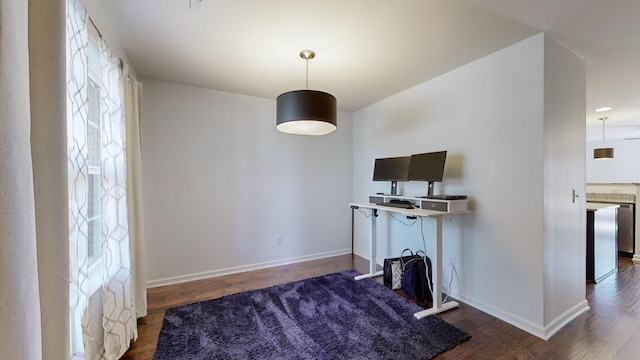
[
  {"xmin": 586, "ymin": 193, "xmax": 636, "ymax": 204},
  {"xmin": 587, "ymin": 183, "xmax": 640, "ymax": 185}
]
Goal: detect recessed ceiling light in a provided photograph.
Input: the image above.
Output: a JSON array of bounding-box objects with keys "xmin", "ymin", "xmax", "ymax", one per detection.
[{"xmin": 595, "ymin": 107, "xmax": 612, "ymax": 112}]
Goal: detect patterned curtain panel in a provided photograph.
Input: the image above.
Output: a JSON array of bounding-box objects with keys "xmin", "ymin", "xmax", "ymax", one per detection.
[
  {"xmin": 98, "ymin": 38, "xmax": 138, "ymax": 358},
  {"xmin": 66, "ymin": 0, "xmax": 138, "ymax": 358},
  {"xmin": 66, "ymin": 0, "xmax": 90, "ymax": 356}
]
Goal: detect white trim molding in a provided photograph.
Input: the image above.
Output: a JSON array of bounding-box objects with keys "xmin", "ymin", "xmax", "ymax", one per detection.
[
  {"xmin": 542, "ymin": 300, "xmax": 590, "ymax": 340},
  {"xmin": 146, "ymin": 248, "xmax": 352, "ymax": 288},
  {"xmin": 450, "ymin": 290, "xmax": 590, "ymax": 340}
]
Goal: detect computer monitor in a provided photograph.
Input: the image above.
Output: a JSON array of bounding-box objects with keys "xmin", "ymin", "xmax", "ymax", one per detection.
[
  {"xmin": 372, "ymin": 156, "xmax": 411, "ymax": 195},
  {"xmin": 407, "ymin": 150, "xmax": 447, "ymax": 196}
]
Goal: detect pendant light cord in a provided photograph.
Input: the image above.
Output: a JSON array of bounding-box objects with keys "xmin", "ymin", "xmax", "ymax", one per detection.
[
  {"xmin": 600, "ymin": 117, "xmax": 608, "ymax": 145},
  {"xmin": 305, "ymin": 58, "xmax": 309, "ymax": 90}
]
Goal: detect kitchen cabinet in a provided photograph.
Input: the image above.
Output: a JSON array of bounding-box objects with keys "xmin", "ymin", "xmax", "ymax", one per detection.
[
  {"xmin": 586, "ymin": 203, "xmax": 618, "ymax": 283},
  {"xmin": 586, "ymin": 183, "xmax": 638, "ymax": 261}
]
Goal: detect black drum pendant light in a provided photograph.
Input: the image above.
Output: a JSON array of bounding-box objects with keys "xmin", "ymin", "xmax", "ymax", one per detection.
[
  {"xmin": 276, "ymin": 50, "xmax": 337, "ymax": 135},
  {"xmin": 594, "ymin": 117, "xmax": 614, "ymax": 159}
]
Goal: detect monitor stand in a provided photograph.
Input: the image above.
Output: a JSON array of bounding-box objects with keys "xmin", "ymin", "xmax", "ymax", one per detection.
[
  {"xmin": 390, "ymin": 181, "xmax": 398, "ymax": 195},
  {"xmin": 426, "ymin": 181, "xmax": 434, "ymax": 196},
  {"xmin": 416, "ymin": 181, "xmax": 436, "ymax": 198}
]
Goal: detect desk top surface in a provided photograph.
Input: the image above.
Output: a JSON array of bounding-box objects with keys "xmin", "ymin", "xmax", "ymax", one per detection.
[{"xmin": 350, "ymin": 202, "xmax": 467, "ymax": 217}]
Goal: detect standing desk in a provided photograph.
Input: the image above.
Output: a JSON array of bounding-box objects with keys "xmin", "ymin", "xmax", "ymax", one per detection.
[{"xmin": 350, "ymin": 198, "xmax": 467, "ymax": 319}]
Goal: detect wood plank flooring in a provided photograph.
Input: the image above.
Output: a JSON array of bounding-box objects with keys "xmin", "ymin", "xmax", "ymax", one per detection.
[{"xmin": 122, "ymin": 255, "xmax": 640, "ymax": 359}]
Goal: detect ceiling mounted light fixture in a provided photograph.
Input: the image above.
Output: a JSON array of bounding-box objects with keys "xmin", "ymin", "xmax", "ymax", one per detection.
[
  {"xmin": 276, "ymin": 50, "xmax": 337, "ymax": 135},
  {"xmin": 595, "ymin": 106, "xmax": 612, "ymax": 112},
  {"xmin": 594, "ymin": 117, "xmax": 614, "ymax": 159}
]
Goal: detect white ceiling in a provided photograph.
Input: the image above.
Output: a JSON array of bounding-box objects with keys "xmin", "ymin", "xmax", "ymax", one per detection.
[{"xmin": 97, "ymin": 0, "xmax": 640, "ymax": 142}]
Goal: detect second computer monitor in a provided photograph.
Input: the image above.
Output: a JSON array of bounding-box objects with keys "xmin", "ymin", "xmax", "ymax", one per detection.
[{"xmin": 408, "ymin": 150, "xmax": 447, "ymax": 196}]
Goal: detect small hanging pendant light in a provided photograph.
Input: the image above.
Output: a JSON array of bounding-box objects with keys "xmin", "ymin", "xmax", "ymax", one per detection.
[
  {"xmin": 276, "ymin": 50, "xmax": 337, "ymax": 135},
  {"xmin": 594, "ymin": 117, "xmax": 614, "ymax": 159}
]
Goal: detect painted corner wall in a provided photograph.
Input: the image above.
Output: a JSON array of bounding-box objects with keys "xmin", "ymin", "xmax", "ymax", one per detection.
[
  {"xmin": 542, "ymin": 34, "xmax": 587, "ymax": 332},
  {"xmin": 136, "ymin": 30, "xmax": 586, "ymax": 340},
  {"xmin": 140, "ymin": 79, "xmax": 353, "ymax": 286},
  {"xmin": 353, "ymin": 33, "xmax": 586, "ymax": 338},
  {"xmin": 353, "ymin": 33, "xmax": 546, "ymax": 334}
]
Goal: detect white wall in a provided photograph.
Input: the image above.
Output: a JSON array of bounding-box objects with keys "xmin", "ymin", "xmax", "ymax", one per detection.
[
  {"xmin": 140, "ymin": 79, "xmax": 353, "ymax": 286},
  {"xmin": 352, "ymin": 33, "xmax": 586, "ymax": 339},
  {"xmin": 587, "ymin": 139, "xmax": 640, "ymax": 183},
  {"xmin": 136, "ymin": 31, "xmax": 587, "ymax": 340},
  {"xmin": 542, "ymin": 36, "xmax": 587, "ymax": 330}
]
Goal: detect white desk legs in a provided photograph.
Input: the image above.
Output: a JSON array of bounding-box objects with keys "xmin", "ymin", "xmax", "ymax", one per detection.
[
  {"xmin": 414, "ymin": 216, "xmax": 459, "ymax": 318},
  {"xmin": 354, "ymin": 209, "xmax": 384, "ymax": 280}
]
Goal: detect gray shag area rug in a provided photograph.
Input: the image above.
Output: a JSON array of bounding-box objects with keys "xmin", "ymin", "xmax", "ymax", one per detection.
[{"xmin": 154, "ymin": 270, "xmax": 470, "ymax": 359}]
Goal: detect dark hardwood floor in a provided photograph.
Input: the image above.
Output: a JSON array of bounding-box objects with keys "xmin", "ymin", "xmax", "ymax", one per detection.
[{"xmin": 122, "ymin": 255, "xmax": 640, "ymax": 359}]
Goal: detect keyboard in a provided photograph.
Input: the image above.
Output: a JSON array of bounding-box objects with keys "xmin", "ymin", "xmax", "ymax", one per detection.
[
  {"xmin": 423, "ymin": 194, "xmax": 468, "ymax": 200},
  {"xmin": 375, "ymin": 202, "xmax": 414, "ymax": 209}
]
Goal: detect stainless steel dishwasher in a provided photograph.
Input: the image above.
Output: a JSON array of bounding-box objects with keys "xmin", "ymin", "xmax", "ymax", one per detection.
[{"xmin": 618, "ymin": 203, "xmax": 635, "ymax": 257}]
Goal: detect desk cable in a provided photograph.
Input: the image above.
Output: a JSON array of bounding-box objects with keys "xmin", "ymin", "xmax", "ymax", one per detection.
[
  {"xmin": 388, "ymin": 212, "xmax": 418, "ymax": 226},
  {"xmin": 443, "ymin": 264, "xmax": 456, "ymax": 303},
  {"xmin": 418, "ymin": 218, "xmax": 435, "ymax": 302},
  {"xmin": 357, "ymin": 208, "xmax": 373, "ymax": 217},
  {"xmin": 421, "ymin": 217, "xmax": 457, "ymax": 304},
  {"xmin": 371, "ymin": 208, "xmax": 457, "ymax": 306},
  {"xmin": 390, "ymin": 215, "xmax": 435, "ymax": 302}
]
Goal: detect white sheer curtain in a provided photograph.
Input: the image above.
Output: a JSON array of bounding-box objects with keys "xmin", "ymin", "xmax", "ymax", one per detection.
[
  {"xmin": 66, "ymin": 0, "xmax": 90, "ymax": 355},
  {"xmin": 66, "ymin": 0, "xmax": 146, "ymax": 358},
  {"xmin": 98, "ymin": 37, "xmax": 139, "ymax": 358}
]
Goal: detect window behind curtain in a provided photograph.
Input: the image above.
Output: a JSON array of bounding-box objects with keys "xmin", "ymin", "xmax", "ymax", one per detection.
[
  {"xmin": 87, "ymin": 26, "xmax": 102, "ymax": 268},
  {"xmin": 68, "ymin": 4, "xmax": 141, "ymax": 356},
  {"xmin": 68, "ymin": 15, "xmax": 104, "ymax": 357}
]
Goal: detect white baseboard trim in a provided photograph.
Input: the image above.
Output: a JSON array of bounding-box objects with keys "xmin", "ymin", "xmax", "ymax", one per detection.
[
  {"xmin": 542, "ymin": 299, "xmax": 590, "ymax": 340},
  {"xmin": 632, "ymin": 254, "xmax": 640, "ymax": 264},
  {"xmin": 364, "ymin": 252, "xmax": 590, "ymax": 340},
  {"xmin": 352, "ymin": 249, "xmax": 384, "ymax": 268},
  {"xmin": 353, "ymin": 248, "xmax": 368, "ymax": 260},
  {"xmin": 146, "ymin": 248, "xmax": 353, "ymax": 288},
  {"xmin": 451, "ymin": 291, "xmax": 546, "ymax": 338},
  {"xmin": 449, "ymin": 290, "xmax": 589, "ymax": 340}
]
